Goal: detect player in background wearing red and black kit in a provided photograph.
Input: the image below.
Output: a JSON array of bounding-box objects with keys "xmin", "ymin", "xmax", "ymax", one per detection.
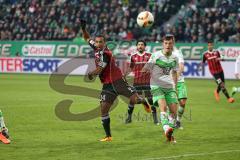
[
  {"xmin": 199, "ymin": 41, "xmax": 234, "ymax": 103},
  {"xmin": 124, "ymin": 40, "xmax": 158, "ymax": 124},
  {"xmin": 80, "ymin": 20, "xmax": 151, "ymax": 142}
]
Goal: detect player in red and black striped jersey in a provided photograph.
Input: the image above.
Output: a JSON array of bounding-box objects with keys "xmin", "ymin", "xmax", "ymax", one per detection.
[
  {"xmin": 80, "ymin": 20, "xmax": 151, "ymax": 142},
  {"xmin": 124, "ymin": 40, "xmax": 158, "ymax": 124},
  {"xmin": 199, "ymin": 41, "xmax": 234, "ymax": 103}
]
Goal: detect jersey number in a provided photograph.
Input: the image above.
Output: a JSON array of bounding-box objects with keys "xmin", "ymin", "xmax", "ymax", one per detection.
[{"xmin": 163, "ymin": 67, "xmax": 171, "ymax": 75}]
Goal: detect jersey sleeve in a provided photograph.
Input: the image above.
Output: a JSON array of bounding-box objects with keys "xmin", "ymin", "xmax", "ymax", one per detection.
[
  {"xmin": 217, "ymin": 50, "xmax": 225, "ymax": 60},
  {"xmin": 235, "ymin": 55, "xmax": 240, "ymax": 74},
  {"xmin": 202, "ymin": 52, "xmax": 206, "ymax": 63},
  {"xmin": 88, "ymin": 39, "xmax": 97, "ymax": 50},
  {"xmin": 172, "ymin": 56, "xmax": 179, "ymax": 72},
  {"xmin": 96, "ymin": 51, "xmax": 109, "ymax": 68},
  {"xmin": 177, "ymin": 50, "xmax": 184, "ymax": 63},
  {"xmin": 129, "ymin": 55, "xmax": 135, "ymax": 68},
  {"xmin": 143, "ymin": 53, "xmax": 155, "ymax": 70},
  {"xmin": 217, "ymin": 50, "xmax": 221, "ymax": 58}
]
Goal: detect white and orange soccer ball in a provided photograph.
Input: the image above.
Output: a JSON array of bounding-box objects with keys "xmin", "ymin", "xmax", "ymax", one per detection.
[{"xmin": 137, "ymin": 11, "xmax": 154, "ymax": 28}]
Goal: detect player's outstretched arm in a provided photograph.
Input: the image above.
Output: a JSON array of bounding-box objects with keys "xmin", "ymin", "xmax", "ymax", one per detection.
[
  {"xmin": 177, "ymin": 62, "xmax": 184, "ymax": 77},
  {"xmin": 198, "ymin": 52, "xmax": 207, "ymax": 71},
  {"xmin": 141, "ymin": 65, "xmax": 150, "ymax": 73},
  {"xmin": 172, "ymin": 70, "xmax": 178, "ymax": 88},
  {"xmin": 141, "ymin": 57, "xmax": 154, "ymax": 73},
  {"xmin": 88, "ymin": 66, "xmax": 104, "ymax": 80},
  {"xmin": 80, "ymin": 19, "xmax": 91, "ymax": 42}
]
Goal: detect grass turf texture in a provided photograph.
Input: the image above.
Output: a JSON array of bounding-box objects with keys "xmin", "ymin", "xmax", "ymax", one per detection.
[{"xmin": 0, "ymin": 74, "xmax": 240, "ymax": 160}]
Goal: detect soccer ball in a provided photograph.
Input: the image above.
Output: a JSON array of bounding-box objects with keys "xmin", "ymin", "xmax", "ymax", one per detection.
[{"xmin": 137, "ymin": 11, "xmax": 154, "ymax": 28}]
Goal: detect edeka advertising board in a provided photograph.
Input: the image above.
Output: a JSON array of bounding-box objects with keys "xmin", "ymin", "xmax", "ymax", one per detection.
[
  {"xmin": 0, "ymin": 57, "xmax": 236, "ymax": 79},
  {"xmin": 0, "ymin": 41, "xmax": 239, "ymax": 60}
]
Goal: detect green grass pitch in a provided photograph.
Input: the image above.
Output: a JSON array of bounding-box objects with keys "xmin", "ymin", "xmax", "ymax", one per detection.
[{"xmin": 0, "ymin": 74, "xmax": 240, "ymax": 160}]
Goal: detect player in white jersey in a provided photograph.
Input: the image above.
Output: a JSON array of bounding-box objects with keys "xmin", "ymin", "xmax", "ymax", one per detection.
[
  {"xmin": 231, "ymin": 55, "xmax": 240, "ymax": 96},
  {"xmin": 0, "ymin": 110, "xmax": 10, "ymax": 144},
  {"xmin": 173, "ymin": 48, "xmax": 188, "ymax": 129},
  {"xmin": 143, "ymin": 34, "xmax": 179, "ymax": 143}
]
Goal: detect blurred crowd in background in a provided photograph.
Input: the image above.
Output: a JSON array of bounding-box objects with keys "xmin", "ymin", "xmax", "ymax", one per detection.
[{"xmin": 0, "ymin": 0, "xmax": 240, "ymax": 43}]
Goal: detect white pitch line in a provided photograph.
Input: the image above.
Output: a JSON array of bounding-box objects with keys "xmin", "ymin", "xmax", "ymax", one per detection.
[{"xmin": 144, "ymin": 149, "xmax": 240, "ymax": 160}]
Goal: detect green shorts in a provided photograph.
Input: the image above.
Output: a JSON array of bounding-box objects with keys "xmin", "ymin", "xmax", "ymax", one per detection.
[
  {"xmin": 151, "ymin": 86, "xmax": 178, "ymax": 106},
  {"xmin": 177, "ymin": 82, "xmax": 188, "ymax": 100}
]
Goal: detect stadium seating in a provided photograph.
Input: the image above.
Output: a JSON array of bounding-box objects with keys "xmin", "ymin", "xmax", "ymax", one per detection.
[{"xmin": 0, "ymin": 0, "xmax": 239, "ymax": 42}]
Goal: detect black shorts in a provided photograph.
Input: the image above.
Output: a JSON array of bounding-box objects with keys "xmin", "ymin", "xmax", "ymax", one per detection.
[
  {"xmin": 100, "ymin": 78, "xmax": 136, "ymax": 103},
  {"xmin": 213, "ymin": 72, "xmax": 225, "ymax": 85},
  {"xmin": 133, "ymin": 84, "xmax": 152, "ymax": 99}
]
